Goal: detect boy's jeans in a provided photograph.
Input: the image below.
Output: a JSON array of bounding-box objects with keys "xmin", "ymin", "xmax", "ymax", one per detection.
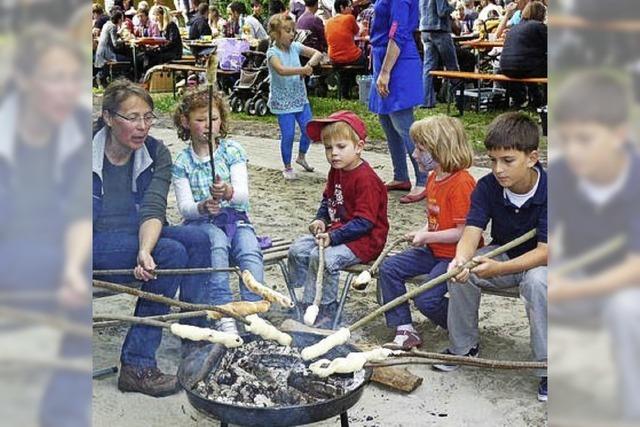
[
  {"xmin": 447, "ymin": 245, "xmax": 548, "ymax": 377},
  {"xmin": 379, "ymin": 247, "xmax": 450, "ymax": 330},
  {"xmin": 422, "ymin": 31, "xmax": 460, "ymax": 108},
  {"xmin": 187, "ymin": 221, "xmax": 263, "ymax": 305},
  {"xmin": 276, "ymin": 103, "xmax": 313, "ymax": 167},
  {"xmin": 287, "ymin": 234, "xmax": 360, "ymax": 305},
  {"xmin": 93, "ymin": 225, "xmax": 211, "ymax": 368},
  {"xmin": 378, "ymin": 108, "xmax": 427, "ymax": 187}
]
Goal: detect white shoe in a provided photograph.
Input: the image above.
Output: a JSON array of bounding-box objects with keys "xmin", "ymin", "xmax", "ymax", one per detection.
[{"xmin": 282, "ymin": 168, "xmax": 297, "ymax": 180}]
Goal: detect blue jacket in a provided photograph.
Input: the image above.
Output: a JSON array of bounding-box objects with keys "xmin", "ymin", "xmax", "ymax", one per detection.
[
  {"xmin": 92, "ymin": 126, "xmax": 171, "ymax": 228},
  {"xmin": 420, "ymin": 0, "xmax": 454, "ymax": 32}
]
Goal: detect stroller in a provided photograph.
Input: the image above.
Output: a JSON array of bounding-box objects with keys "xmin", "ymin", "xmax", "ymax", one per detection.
[{"xmin": 228, "ymin": 50, "xmax": 270, "ymax": 116}]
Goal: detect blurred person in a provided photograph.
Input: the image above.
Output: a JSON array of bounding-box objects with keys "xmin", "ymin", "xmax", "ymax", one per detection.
[
  {"xmin": 92, "ymin": 79, "xmax": 214, "ymax": 397},
  {"xmin": 132, "ymin": 0, "xmax": 150, "ymax": 27},
  {"xmin": 325, "ymin": 0, "xmax": 366, "ymax": 98},
  {"xmin": 290, "ymin": 0, "xmax": 306, "ymax": 20},
  {"xmin": 189, "ymin": 3, "xmax": 212, "ymax": 56},
  {"xmin": 499, "ymin": 1, "xmax": 547, "ymax": 107},
  {"xmin": 296, "ymin": 0, "xmax": 328, "ymax": 52},
  {"xmin": 477, "ymin": 0, "xmax": 503, "ymax": 21},
  {"xmin": 355, "ymin": 0, "xmax": 374, "ymax": 46},
  {"xmin": 134, "ymin": 9, "xmax": 160, "ymax": 37},
  {"xmin": 369, "ymin": 0, "xmax": 427, "ymax": 203},
  {"xmin": 94, "ymin": 11, "xmax": 127, "ymax": 87},
  {"xmin": 146, "ymin": 5, "xmax": 183, "ymax": 67},
  {"xmin": 239, "ymin": 1, "xmax": 268, "ymax": 39},
  {"xmin": 549, "ymin": 72, "xmax": 640, "ymax": 421},
  {"xmin": 421, "ymin": 0, "xmax": 461, "ymax": 109},
  {"xmin": 434, "ymin": 112, "xmax": 548, "ymax": 402},
  {"xmin": 223, "ymin": 1, "xmax": 246, "ymax": 38},
  {"xmin": 317, "ymin": 0, "xmax": 335, "ymax": 21},
  {"xmin": 92, "ymin": 3, "xmax": 109, "ymax": 37},
  {"xmin": 495, "ymin": 0, "xmax": 531, "ymax": 39},
  {"xmin": 252, "ymin": 0, "xmax": 266, "ymax": 25},
  {"xmin": 0, "ymin": 27, "xmax": 91, "ymax": 427},
  {"xmin": 208, "ymin": 6, "xmax": 227, "ymax": 37}
]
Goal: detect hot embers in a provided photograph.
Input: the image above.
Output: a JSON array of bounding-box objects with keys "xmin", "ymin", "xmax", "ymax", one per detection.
[{"xmin": 194, "ymin": 339, "xmax": 366, "ymax": 408}]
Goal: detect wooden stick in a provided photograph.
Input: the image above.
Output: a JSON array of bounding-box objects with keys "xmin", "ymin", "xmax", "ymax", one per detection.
[
  {"xmin": 368, "ymin": 356, "xmax": 546, "ymax": 370},
  {"xmin": 207, "ymin": 83, "xmax": 216, "ymax": 182},
  {"xmin": 95, "ymin": 314, "xmax": 170, "ymax": 329},
  {"xmin": 93, "ymin": 310, "xmax": 209, "ymax": 329},
  {"xmin": 92, "ymin": 279, "xmax": 250, "ymax": 325},
  {"xmin": 349, "ymin": 229, "xmax": 537, "ymax": 333},
  {"xmin": 391, "ymin": 349, "xmax": 547, "ymax": 369},
  {"xmin": 93, "ymin": 267, "xmax": 241, "ymax": 276},
  {"xmin": 0, "ymin": 306, "xmax": 92, "ymax": 337},
  {"xmin": 555, "ymin": 234, "xmax": 626, "ymax": 276},
  {"xmin": 353, "ymin": 236, "xmax": 406, "ymax": 290}
]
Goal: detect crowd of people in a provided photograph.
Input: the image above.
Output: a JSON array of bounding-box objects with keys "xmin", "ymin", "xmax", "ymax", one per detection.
[{"xmin": 92, "ymin": 0, "xmax": 551, "ymax": 406}]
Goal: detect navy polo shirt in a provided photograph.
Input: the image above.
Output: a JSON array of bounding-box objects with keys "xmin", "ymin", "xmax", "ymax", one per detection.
[
  {"xmin": 549, "ymin": 151, "xmax": 640, "ymax": 274},
  {"xmin": 466, "ymin": 163, "xmax": 547, "ymax": 259}
]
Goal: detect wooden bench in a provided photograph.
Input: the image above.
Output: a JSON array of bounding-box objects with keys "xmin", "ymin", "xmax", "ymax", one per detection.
[
  {"xmin": 327, "ymin": 249, "xmax": 520, "ymax": 330},
  {"xmin": 429, "ymin": 70, "xmax": 548, "ymax": 115},
  {"xmin": 104, "ymin": 60, "xmax": 132, "ymax": 83},
  {"xmin": 316, "ymin": 63, "xmax": 369, "ymax": 100},
  {"xmin": 143, "ymin": 63, "xmax": 206, "ymax": 98}
]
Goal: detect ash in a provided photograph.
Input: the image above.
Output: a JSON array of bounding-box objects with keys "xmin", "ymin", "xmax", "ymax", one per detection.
[{"xmin": 195, "ymin": 339, "xmax": 365, "ymax": 408}]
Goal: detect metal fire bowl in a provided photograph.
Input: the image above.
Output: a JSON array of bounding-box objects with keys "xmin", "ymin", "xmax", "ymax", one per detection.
[{"xmin": 177, "ymin": 331, "xmax": 372, "ymax": 427}]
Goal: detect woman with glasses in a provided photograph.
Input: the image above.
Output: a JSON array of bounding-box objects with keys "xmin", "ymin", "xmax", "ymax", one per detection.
[{"xmin": 92, "ymin": 79, "xmax": 214, "ymax": 398}]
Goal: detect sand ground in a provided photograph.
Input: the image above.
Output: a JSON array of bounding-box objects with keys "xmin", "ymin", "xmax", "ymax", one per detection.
[{"xmin": 92, "ymin": 118, "xmax": 547, "ymax": 427}]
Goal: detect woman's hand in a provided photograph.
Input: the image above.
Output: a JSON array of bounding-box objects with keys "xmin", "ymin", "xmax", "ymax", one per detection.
[
  {"xmin": 135, "ymin": 250, "xmax": 157, "ymax": 281},
  {"xmin": 376, "ymin": 71, "xmax": 390, "ymax": 97}
]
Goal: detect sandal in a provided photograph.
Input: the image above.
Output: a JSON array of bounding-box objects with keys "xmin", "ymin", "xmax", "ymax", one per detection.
[
  {"xmin": 382, "ymin": 329, "xmax": 423, "ymax": 350},
  {"xmin": 296, "ymin": 157, "xmax": 315, "ymax": 172}
]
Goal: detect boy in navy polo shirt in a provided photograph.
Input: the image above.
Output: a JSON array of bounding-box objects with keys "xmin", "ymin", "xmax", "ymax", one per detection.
[
  {"xmin": 549, "ymin": 73, "xmax": 640, "ymax": 420},
  {"xmin": 433, "ymin": 112, "xmax": 548, "ymax": 402}
]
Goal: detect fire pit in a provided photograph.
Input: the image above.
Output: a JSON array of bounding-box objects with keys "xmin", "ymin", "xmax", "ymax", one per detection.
[{"xmin": 178, "ymin": 332, "xmax": 372, "ymax": 427}]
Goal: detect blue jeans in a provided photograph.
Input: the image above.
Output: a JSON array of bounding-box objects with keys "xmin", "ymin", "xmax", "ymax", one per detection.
[
  {"xmin": 287, "ymin": 234, "xmax": 360, "ymax": 305},
  {"xmin": 187, "ymin": 220, "xmax": 263, "ymax": 305},
  {"xmin": 276, "ymin": 103, "xmax": 313, "ymax": 167},
  {"xmin": 93, "ymin": 225, "xmax": 211, "ymax": 368},
  {"xmin": 378, "ymin": 108, "xmax": 427, "ymax": 186},
  {"xmin": 422, "ymin": 31, "xmax": 459, "ymax": 108},
  {"xmin": 379, "ymin": 247, "xmax": 450, "ymax": 329}
]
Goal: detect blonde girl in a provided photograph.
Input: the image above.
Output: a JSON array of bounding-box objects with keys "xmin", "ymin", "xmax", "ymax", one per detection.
[
  {"xmin": 378, "ymin": 115, "xmax": 477, "ymax": 350},
  {"xmin": 266, "ymin": 13, "xmax": 322, "ymax": 179}
]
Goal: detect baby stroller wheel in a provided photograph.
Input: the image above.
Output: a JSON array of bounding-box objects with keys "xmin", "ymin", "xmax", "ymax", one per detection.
[
  {"xmin": 254, "ymin": 98, "xmax": 269, "ymax": 116},
  {"xmin": 244, "ymin": 98, "xmax": 256, "ymax": 115},
  {"xmin": 230, "ymin": 96, "xmax": 244, "ymax": 113}
]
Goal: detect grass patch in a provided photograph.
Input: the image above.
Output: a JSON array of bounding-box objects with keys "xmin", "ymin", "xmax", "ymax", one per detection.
[{"xmin": 151, "ymin": 92, "xmax": 546, "ymax": 153}]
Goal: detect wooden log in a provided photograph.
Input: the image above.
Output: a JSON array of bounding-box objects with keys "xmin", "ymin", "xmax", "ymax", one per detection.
[{"xmin": 370, "ymin": 366, "xmax": 423, "ymax": 393}]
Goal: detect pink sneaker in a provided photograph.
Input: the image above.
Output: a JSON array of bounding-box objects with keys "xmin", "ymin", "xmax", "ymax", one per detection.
[
  {"xmin": 282, "ymin": 168, "xmax": 297, "ymax": 180},
  {"xmin": 382, "ymin": 329, "xmax": 423, "ymax": 350}
]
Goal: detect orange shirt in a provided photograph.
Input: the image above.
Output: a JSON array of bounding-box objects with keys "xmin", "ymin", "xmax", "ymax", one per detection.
[
  {"xmin": 426, "ymin": 170, "xmax": 476, "ymax": 259},
  {"xmin": 325, "ymin": 14, "xmax": 362, "ymax": 64}
]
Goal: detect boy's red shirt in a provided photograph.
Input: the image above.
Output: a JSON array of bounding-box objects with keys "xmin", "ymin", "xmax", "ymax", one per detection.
[
  {"xmin": 324, "ymin": 161, "xmax": 389, "ymax": 262},
  {"xmin": 426, "ymin": 170, "xmax": 477, "ymax": 259}
]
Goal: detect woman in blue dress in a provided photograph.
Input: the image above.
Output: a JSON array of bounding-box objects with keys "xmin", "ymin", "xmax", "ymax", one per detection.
[{"xmin": 368, "ymin": 0, "xmax": 433, "ymax": 204}]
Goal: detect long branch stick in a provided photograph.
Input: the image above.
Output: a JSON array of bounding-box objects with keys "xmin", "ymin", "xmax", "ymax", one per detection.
[
  {"xmin": 349, "ymin": 229, "xmax": 537, "ymax": 332},
  {"xmin": 95, "ymin": 314, "xmax": 170, "ymax": 329},
  {"xmin": 92, "ymin": 279, "xmax": 250, "ymax": 325},
  {"xmin": 0, "ymin": 306, "xmax": 92, "ymax": 337},
  {"xmin": 353, "ymin": 236, "xmax": 406, "ymax": 290},
  {"xmin": 93, "ymin": 310, "xmax": 209, "ymax": 329},
  {"xmin": 554, "ymin": 234, "xmax": 626, "ymax": 276},
  {"xmin": 367, "ymin": 357, "xmax": 545, "ymax": 370},
  {"xmin": 394, "ymin": 349, "xmax": 547, "ymax": 369},
  {"xmin": 93, "ymin": 267, "xmax": 241, "ymax": 277}
]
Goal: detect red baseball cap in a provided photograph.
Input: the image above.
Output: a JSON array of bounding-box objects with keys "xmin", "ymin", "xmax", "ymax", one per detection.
[{"xmin": 306, "ymin": 110, "xmax": 367, "ymax": 143}]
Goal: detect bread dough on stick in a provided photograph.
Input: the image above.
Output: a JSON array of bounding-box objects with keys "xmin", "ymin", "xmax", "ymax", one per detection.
[
  {"xmin": 309, "ymin": 348, "xmax": 394, "ymax": 377},
  {"xmin": 241, "ymin": 270, "xmax": 294, "ymax": 308},
  {"xmin": 303, "ymin": 304, "xmax": 320, "ymax": 326},
  {"xmin": 245, "ymin": 314, "xmax": 293, "ymax": 346},
  {"xmin": 170, "ymin": 324, "xmax": 243, "ymax": 348},
  {"xmin": 300, "ymin": 327, "xmax": 351, "ymax": 360},
  {"xmin": 206, "ymin": 300, "xmax": 271, "ymax": 320}
]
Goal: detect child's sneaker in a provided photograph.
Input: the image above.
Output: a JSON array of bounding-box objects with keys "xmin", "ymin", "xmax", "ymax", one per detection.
[
  {"xmin": 383, "ymin": 329, "xmax": 423, "ymax": 351},
  {"xmin": 282, "ymin": 168, "xmax": 297, "ymax": 180},
  {"xmin": 537, "ymin": 377, "xmax": 547, "ymax": 402},
  {"xmin": 432, "ymin": 345, "xmax": 480, "ymax": 372}
]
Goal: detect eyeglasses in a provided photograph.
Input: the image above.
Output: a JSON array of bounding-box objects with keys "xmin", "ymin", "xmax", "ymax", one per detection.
[{"xmin": 112, "ymin": 111, "xmax": 157, "ymax": 126}]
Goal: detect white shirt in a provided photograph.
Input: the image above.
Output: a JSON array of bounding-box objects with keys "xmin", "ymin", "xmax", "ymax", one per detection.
[
  {"xmin": 504, "ymin": 168, "xmax": 540, "ymax": 208},
  {"xmin": 578, "ymin": 160, "xmax": 629, "ymax": 207}
]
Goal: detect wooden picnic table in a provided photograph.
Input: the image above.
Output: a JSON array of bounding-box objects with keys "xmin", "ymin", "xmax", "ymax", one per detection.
[
  {"xmin": 129, "ymin": 37, "xmax": 169, "ymax": 80},
  {"xmin": 460, "ymin": 39, "xmax": 504, "ymax": 49}
]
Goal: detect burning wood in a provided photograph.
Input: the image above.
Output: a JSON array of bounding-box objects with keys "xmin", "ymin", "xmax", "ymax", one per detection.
[{"xmin": 194, "ymin": 339, "xmax": 366, "ymax": 408}]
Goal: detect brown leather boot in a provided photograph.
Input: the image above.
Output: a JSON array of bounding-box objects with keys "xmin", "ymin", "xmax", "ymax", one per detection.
[{"xmin": 117, "ymin": 364, "xmax": 180, "ymax": 397}]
